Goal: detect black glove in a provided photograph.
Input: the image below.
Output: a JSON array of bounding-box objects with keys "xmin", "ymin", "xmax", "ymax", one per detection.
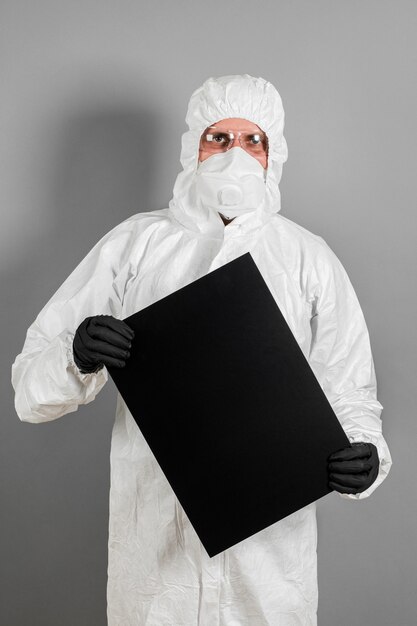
[
  {"xmin": 73, "ymin": 315, "xmax": 135, "ymax": 374},
  {"xmin": 328, "ymin": 442, "xmax": 379, "ymax": 495}
]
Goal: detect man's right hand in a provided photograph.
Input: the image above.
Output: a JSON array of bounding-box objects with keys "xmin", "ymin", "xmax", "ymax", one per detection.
[{"xmin": 73, "ymin": 315, "xmax": 135, "ymax": 373}]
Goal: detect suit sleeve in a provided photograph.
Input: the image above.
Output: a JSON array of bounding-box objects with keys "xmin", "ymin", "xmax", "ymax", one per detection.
[
  {"xmin": 11, "ymin": 225, "xmax": 133, "ymax": 424},
  {"xmin": 308, "ymin": 244, "xmax": 392, "ymax": 499}
]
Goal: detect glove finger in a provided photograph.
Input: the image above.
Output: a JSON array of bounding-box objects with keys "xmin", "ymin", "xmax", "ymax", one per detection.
[
  {"xmin": 328, "ymin": 472, "xmax": 370, "ymax": 488},
  {"xmin": 328, "ymin": 460, "xmax": 372, "ymax": 474},
  {"xmin": 328, "ymin": 443, "xmax": 371, "ymax": 462},
  {"xmin": 329, "ymin": 481, "xmax": 365, "ymax": 495},
  {"xmin": 91, "ymin": 316, "xmax": 134, "ymax": 340},
  {"xmin": 99, "ymin": 354, "xmax": 128, "ymax": 369},
  {"xmin": 76, "ymin": 319, "xmax": 95, "ymax": 348},
  {"xmin": 87, "ymin": 325, "xmax": 133, "ymax": 351},
  {"xmin": 82, "ymin": 338, "xmax": 131, "ymax": 361},
  {"xmin": 73, "ymin": 325, "xmax": 97, "ymax": 367}
]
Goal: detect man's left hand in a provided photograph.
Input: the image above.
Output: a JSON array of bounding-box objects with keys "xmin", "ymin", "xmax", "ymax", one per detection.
[{"xmin": 328, "ymin": 442, "xmax": 379, "ymax": 494}]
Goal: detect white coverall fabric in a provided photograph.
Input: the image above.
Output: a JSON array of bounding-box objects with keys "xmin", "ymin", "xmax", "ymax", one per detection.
[{"xmin": 12, "ymin": 75, "xmax": 392, "ymax": 626}]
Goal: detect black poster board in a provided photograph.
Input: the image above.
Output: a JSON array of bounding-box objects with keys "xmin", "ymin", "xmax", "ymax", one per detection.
[{"xmin": 108, "ymin": 253, "xmax": 350, "ymax": 556}]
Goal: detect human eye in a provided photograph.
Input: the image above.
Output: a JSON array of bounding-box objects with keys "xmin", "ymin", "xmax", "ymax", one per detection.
[
  {"xmin": 244, "ymin": 132, "xmax": 268, "ymax": 153},
  {"xmin": 249, "ymin": 134, "xmax": 261, "ymax": 145},
  {"xmin": 211, "ymin": 132, "xmax": 229, "ymax": 144}
]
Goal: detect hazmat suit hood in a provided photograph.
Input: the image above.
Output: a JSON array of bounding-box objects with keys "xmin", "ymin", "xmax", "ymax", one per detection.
[{"xmin": 168, "ymin": 74, "xmax": 288, "ymax": 236}]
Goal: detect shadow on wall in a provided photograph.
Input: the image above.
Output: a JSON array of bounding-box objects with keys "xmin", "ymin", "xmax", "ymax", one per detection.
[
  {"xmin": 49, "ymin": 107, "xmax": 157, "ymax": 264},
  {"xmin": 4, "ymin": 102, "xmax": 159, "ymax": 536},
  {"xmin": 7, "ymin": 104, "xmax": 158, "ymax": 349},
  {"xmin": 2, "ymin": 106, "xmax": 158, "ymax": 625}
]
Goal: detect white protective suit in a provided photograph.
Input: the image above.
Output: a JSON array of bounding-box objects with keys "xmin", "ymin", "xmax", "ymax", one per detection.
[{"xmin": 12, "ymin": 75, "xmax": 392, "ymax": 626}]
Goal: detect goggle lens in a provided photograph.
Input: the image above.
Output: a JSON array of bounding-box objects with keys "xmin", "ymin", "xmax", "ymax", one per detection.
[{"xmin": 200, "ymin": 129, "xmax": 268, "ymax": 157}]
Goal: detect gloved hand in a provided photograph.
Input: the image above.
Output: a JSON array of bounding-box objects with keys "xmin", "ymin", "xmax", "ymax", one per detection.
[
  {"xmin": 328, "ymin": 442, "xmax": 379, "ymax": 494},
  {"xmin": 73, "ymin": 315, "xmax": 135, "ymax": 374}
]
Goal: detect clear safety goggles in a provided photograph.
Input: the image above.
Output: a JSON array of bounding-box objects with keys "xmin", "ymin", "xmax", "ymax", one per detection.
[{"xmin": 199, "ymin": 126, "xmax": 268, "ymax": 158}]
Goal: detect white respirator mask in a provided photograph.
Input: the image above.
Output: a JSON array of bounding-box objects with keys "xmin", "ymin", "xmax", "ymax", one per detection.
[{"xmin": 194, "ymin": 148, "xmax": 267, "ymax": 220}]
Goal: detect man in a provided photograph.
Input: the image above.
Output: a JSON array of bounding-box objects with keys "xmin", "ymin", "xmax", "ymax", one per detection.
[{"xmin": 12, "ymin": 74, "xmax": 392, "ymax": 625}]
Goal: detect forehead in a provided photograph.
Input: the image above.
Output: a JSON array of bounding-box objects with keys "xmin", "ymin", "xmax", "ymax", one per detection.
[{"xmin": 207, "ymin": 117, "xmax": 263, "ymax": 133}]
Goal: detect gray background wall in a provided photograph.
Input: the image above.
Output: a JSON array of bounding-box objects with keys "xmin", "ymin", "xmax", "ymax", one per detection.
[{"xmin": 1, "ymin": 1, "xmax": 415, "ymax": 624}]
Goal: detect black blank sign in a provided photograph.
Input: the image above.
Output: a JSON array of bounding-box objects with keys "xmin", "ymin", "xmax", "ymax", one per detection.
[{"xmin": 108, "ymin": 253, "xmax": 350, "ymax": 556}]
